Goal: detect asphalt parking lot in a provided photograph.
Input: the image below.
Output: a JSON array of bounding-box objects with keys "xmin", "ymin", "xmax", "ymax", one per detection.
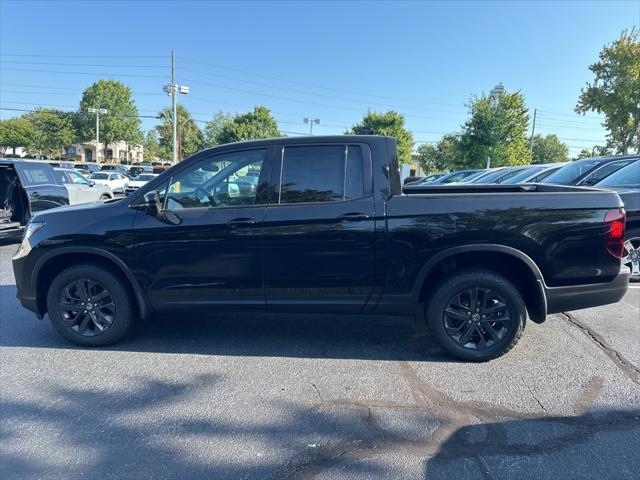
[{"xmin": 0, "ymin": 242, "xmax": 638, "ymax": 480}]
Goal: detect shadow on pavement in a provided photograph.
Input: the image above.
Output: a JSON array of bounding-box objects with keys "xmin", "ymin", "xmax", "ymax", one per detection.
[{"xmin": 0, "ymin": 284, "xmax": 452, "ymax": 362}]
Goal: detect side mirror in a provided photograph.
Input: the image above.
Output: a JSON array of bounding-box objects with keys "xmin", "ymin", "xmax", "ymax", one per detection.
[
  {"xmin": 89, "ymin": 181, "xmax": 95, "ymax": 187},
  {"xmin": 143, "ymin": 191, "xmax": 162, "ymax": 216}
]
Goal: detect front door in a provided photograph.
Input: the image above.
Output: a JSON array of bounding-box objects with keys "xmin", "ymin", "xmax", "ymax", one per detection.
[
  {"xmin": 131, "ymin": 147, "xmax": 273, "ymax": 310},
  {"xmin": 262, "ymin": 144, "xmax": 379, "ymax": 313}
]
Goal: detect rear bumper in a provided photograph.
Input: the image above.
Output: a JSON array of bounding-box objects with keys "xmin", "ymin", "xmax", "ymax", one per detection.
[{"xmin": 546, "ymin": 269, "xmax": 630, "ymax": 314}]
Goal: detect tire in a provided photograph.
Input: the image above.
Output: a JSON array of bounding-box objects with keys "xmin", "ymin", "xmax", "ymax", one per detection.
[
  {"xmin": 425, "ymin": 269, "xmax": 526, "ymax": 361},
  {"xmin": 99, "ymin": 194, "xmax": 111, "ymax": 201},
  {"xmin": 46, "ymin": 264, "xmax": 134, "ymax": 346},
  {"xmin": 623, "ymin": 228, "xmax": 640, "ymax": 282}
]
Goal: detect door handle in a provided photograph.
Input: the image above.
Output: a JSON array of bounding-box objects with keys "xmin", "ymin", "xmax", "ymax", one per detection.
[
  {"xmin": 227, "ymin": 218, "xmax": 256, "ymax": 227},
  {"xmin": 30, "ymin": 191, "xmax": 40, "ymax": 198},
  {"xmin": 338, "ymin": 212, "xmax": 370, "ymax": 221}
]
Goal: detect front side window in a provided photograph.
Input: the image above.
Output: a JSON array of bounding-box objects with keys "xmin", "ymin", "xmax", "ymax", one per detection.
[
  {"xmin": 68, "ymin": 171, "xmax": 90, "ymax": 185},
  {"xmin": 162, "ymin": 149, "xmax": 266, "ymax": 210},
  {"xmin": 579, "ymin": 160, "xmax": 635, "ymax": 185},
  {"xmin": 279, "ymin": 145, "xmax": 365, "ymax": 204}
]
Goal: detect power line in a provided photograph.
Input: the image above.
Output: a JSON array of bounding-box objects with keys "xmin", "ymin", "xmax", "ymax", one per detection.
[
  {"xmin": 1, "ymin": 53, "xmax": 167, "ymax": 58},
  {"xmin": 179, "ymin": 56, "xmax": 468, "ymax": 109},
  {"xmin": 1, "ymin": 67, "xmax": 166, "ymax": 79},
  {"xmin": 1, "ymin": 89, "xmax": 163, "ymax": 96},
  {"xmin": 0, "ymin": 106, "xmax": 159, "ymax": 119},
  {"xmin": 0, "ymin": 60, "xmax": 166, "ymax": 68}
]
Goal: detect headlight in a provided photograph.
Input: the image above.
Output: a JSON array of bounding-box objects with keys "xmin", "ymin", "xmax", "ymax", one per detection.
[{"xmin": 14, "ymin": 222, "xmax": 45, "ymax": 259}]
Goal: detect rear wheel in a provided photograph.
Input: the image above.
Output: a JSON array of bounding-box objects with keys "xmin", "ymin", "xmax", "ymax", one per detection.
[
  {"xmin": 622, "ymin": 229, "xmax": 640, "ymax": 282},
  {"xmin": 426, "ymin": 269, "xmax": 526, "ymax": 361},
  {"xmin": 99, "ymin": 194, "xmax": 111, "ymax": 201},
  {"xmin": 46, "ymin": 264, "xmax": 134, "ymax": 346}
]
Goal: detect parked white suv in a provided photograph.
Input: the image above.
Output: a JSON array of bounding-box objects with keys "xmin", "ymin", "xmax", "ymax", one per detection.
[{"xmin": 53, "ymin": 168, "xmax": 113, "ymax": 204}]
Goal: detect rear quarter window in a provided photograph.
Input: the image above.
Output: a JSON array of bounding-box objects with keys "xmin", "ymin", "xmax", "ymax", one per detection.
[{"xmin": 19, "ymin": 164, "xmax": 57, "ymax": 186}]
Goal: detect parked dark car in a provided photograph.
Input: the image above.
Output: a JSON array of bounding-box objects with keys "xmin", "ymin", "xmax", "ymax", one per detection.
[
  {"xmin": 542, "ymin": 155, "xmax": 638, "ymax": 186},
  {"xmin": 469, "ymin": 166, "xmax": 529, "ymax": 184},
  {"xmin": 128, "ymin": 165, "xmax": 153, "ymax": 177},
  {"xmin": 403, "ymin": 173, "xmax": 444, "ymax": 185},
  {"xmin": 99, "ymin": 164, "xmax": 129, "ymax": 174},
  {"xmin": 12, "ymin": 136, "xmax": 629, "ymax": 361},
  {"xmin": 74, "ymin": 162, "xmax": 101, "ymax": 174},
  {"xmin": 501, "ymin": 163, "xmax": 566, "ymax": 184},
  {"xmin": 1, "ymin": 159, "xmax": 69, "ymax": 239},
  {"xmin": 595, "ymin": 160, "xmax": 640, "ymax": 281},
  {"xmin": 408, "ymin": 169, "xmax": 484, "ymax": 187}
]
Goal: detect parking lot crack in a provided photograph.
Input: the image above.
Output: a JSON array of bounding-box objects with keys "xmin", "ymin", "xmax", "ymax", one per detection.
[
  {"xmin": 561, "ymin": 312, "xmax": 640, "ymax": 386},
  {"xmin": 520, "ymin": 375, "xmax": 546, "ymax": 412}
]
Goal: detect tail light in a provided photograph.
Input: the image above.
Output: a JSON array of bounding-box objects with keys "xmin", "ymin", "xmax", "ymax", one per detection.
[{"xmin": 605, "ymin": 208, "xmax": 626, "ymax": 258}]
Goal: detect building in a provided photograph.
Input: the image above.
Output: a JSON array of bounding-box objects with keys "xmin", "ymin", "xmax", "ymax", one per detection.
[{"xmin": 71, "ymin": 140, "xmax": 143, "ymax": 164}]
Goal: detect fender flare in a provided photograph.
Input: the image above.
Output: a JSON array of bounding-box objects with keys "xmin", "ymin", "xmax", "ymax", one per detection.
[
  {"xmin": 414, "ymin": 244, "xmax": 548, "ymax": 323},
  {"xmin": 33, "ymin": 246, "xmax": 150, "ymax": 320}
]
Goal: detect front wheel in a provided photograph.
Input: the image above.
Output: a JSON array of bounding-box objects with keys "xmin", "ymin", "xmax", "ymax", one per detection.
[
  {"xmin": 99, "ymin": 194, "xmax": 111, "ymax": 201},
  {"xmin": 46, "ymin": 264, "xmax": 134, "ymax": 346},
  {"xmin": 622, "ymin": 230, "xmax": 640, "ymax": 282},
  {"xmin": 426, "ymin": 269, "xmax": 526, "ymax": 361}
]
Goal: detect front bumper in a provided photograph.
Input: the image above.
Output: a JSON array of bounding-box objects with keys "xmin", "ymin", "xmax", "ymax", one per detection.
[
  {"xmin": 546, "ymin": 269, "xmax": 630, "ymax": 314},
  {"xmin": 12, "ymin": 249, "xmax": 44, "ymax": 319}
]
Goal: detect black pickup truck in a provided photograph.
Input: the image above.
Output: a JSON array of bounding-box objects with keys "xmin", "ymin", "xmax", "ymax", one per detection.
[{"xmin": 12, "ymin": 136, "xmax": 629, "ymax": 360}]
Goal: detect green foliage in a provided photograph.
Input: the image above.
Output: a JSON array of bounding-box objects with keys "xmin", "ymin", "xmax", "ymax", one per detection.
[
  {"xmin": 24, "ymin": 108, "xmax": 76, "ymax": 158},
  {"xmin": 77, "ymin": 80, "xmax": 142, "ymax": 148},
  {"xmin": 576, "ymin": 28, "xmax": 640, "ymax": 154},
  {"xmin": 530, "ymin": 134, "xmax": 569, "ymax": 164},
  {"xmin": 215, "ymin": 106, "xmax": 281, "ymax": 145},
  {"xmin": 203, "ymin": 112, "xmax": 234, "ymax": 147},
  {"xmin": 458, "ymin": 89, "xmax": 532, "ymax": 168},
  {"xmin": 347, "ymin": 110, "xmax": 414, "ymax": 164},
  {"xmin": 575, "ymin": 149, "xmax": 593, "ymax": 160},
  {"xmin": 142, "ymin": 130, "xmax": 161, "ymax": 161},
  {"xmin": 156, "ymin": 104, "xmax": 203, "ymax": 161},
  {"xmin": 0, "ymin": 116, "xmax": 35, "ymax": 155},
  {"xmin": 415, "ymin": 134, "xmax": 461, "ymax": 173}
]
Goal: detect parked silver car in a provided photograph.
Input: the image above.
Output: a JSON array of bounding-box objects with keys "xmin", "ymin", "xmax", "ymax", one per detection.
[{"xmin": 53, "ymin": 168, "xmax": 114, "ymax": 204}]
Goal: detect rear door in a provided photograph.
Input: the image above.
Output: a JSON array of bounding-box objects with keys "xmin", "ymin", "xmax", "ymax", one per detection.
[
  {"xmin": 261, "ymin": 143, "xmax": 378, "ymax": 313},
  {"xmin": 67, "ymin": 170, "xmax": 97, "ymax": 203},
  {"xmin": 15, "ymin": 163, "xmax": 69, "ymax": 212}
]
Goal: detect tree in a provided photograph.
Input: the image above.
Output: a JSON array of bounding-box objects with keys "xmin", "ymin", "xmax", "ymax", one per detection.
[
  {"xmin": 0, "ymin": 116, "xmax": 35, "ymax": 155},
  {"xmin": 347, "ymin": 110, "xmax": 414, "ymax": 164},
  {"xmin": 142, "ymin": 130, "xmax": 161, "ymax": 161},
  {"xmin": 216, "ymin": 106, "xmax": 281, "ymax": 145},
  {"xmin": 156, "ymin": 104, "xmax": 203, "ymax": 161},
  {"xmin": 77, "ymin": 80, "xmax": 142, "ymax": 159},
  {"xmin": 24, "ymin": 108, "xmax": 76, "ymax": 158},
  {"xmin": 416, "ymin": 134, "xmax": 461, "ymax": 173},
  {"xmin": 576, "ymin": 28, "xmax": 640, "ymax": 154},
  {"xmin": 575, "ymin": 149, "xmax": 593, "ymax": 160},
  {"xmin": 530, "ymin": 134, "xmax": 569, "ymax": 164},
  {"xmin": 203, "ymin": 112, "xmax": 234, "ymax": 147},
  {"xmin": 457, "ymin": 89, "xmax": 531, "ymax": 168}
]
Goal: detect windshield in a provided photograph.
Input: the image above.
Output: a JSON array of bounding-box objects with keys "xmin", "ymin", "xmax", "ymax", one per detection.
[
  {"xmin": 473, "ymin": 169, "xmax": 509, "ymax": 184},
  {"xmin": 596, "ymin": 161, "xmax": 640, "ymax": 188},
  {"xmin": 90, "ymin": 173, "xmax": 109, "ymax": 180},
  {"xmin": 501, "ymin": 166, "xmax": 546, "ymax": 184},
  {"xmin": 135, "ymin": 174, "xmax": 157, "ymax": 181},
  {"xmin": 542, "ymin": 159, "xmax": 601, "ymax": 184}
]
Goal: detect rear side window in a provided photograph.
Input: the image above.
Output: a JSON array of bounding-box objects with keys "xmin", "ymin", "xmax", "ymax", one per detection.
[
  {"xmin": 279, "ymin": 145, "xmax": 365, "ymax": 204},
  {"xmin": 580, "ymin": 160, "xmax": 635, "ymax": 185},
  {"xmin": 19, "ymin": 164, "xmax": 57, "ymax": 186}
]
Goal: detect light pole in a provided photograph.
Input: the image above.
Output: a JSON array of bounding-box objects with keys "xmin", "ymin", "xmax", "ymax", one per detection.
[
  {"xmin": 163, "ymin": 51, "xmax": 189, "ymax": 163},
  {"xmin": 304, "ymin": 117, "xmax": 320, "ymax": 135},
  {"xmin": 88, "ymin": 107, "xmax": 108, "ymax": 162},
  {"xmin": 486, "ymin": 83, "xmax": 504, "ymax": 169}
]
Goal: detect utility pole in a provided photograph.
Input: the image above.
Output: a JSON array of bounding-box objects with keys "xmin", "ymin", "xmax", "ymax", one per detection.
[
  {"xmin": 163, "ymin": 51, "xmax": 189, "ymax": 163},
  {"xmin": 529, "ymin": 108, "xmax": 537, "ymax": 157},
  {"xmin": 304, "ymin": 117, "xmax": 320, "ymax": 135},
  {"xmin": 88, "ymin": 107, "xmax": 108, "ymax": 162}
]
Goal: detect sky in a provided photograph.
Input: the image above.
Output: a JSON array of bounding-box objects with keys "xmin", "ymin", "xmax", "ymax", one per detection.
[{"xmin": 1, "ymin": 0, "xmax": 639, "ymax": 157}]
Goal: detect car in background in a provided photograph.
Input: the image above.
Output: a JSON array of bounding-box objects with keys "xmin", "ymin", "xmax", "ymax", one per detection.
[
  {"xmin": 99, "ymin": 164, "xmax": 129, "ymax": 175},
  {"xmin": 501, "ymin": 163, "xmax": 566, "ymax": 184},
  {"xmin": 74, "ymin": 162, "xmax": 101, "ymax": 174},
  {"xmin": 53, "ymin": 168, "xmax": 113, "ymax": 204},
  {"xmin": 594, "ymin": 160, "xmax": 640, "ymax": 281},
  {"xmin": 542, "ymin": 155, "xmax": 639, "ymax": 186},
  {"xmin": 408, "ymin": 169, "xmax": 484, "ymax": 187},
  {"xmin": 0, "ymin": 159, "xmax": 69, "ymax": 239},
  {"xmin": 128, "ymin": 165, "xmax": 153, "ymax": 178},
  {"xmin": 89, "ymin": 171, "xmax": 129, "ymax": 194},
  {"xmin": 125, "ymin": 173, "xmax": 158, "ymax": 195},
  {"xmin": 468, "ymin": 166, "xmax": 529, "ymax": 184}
]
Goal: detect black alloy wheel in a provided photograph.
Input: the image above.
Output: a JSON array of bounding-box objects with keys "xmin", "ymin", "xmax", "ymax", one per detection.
[
  {"xmin": 443, "ymin": 287, "xmax": 511, "ymax": 350},
  {"xmin": 59, "ymin": 279, "xmax": 116, "ymax": 337}
]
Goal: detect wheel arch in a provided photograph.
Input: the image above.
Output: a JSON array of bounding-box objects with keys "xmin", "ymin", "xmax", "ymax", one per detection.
[
  {"xmin": 33, "ymin": 247, "xmax": 149, "ymax": 320},
  {"xmin": 416, "ymin": 244, "xmax": 548, "ymax": 323}
]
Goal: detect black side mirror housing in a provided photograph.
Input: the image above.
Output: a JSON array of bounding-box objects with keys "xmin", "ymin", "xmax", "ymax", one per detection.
[{"xmin": 143, "ymin": 191, "xmax": 162, "ymax": 216}]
